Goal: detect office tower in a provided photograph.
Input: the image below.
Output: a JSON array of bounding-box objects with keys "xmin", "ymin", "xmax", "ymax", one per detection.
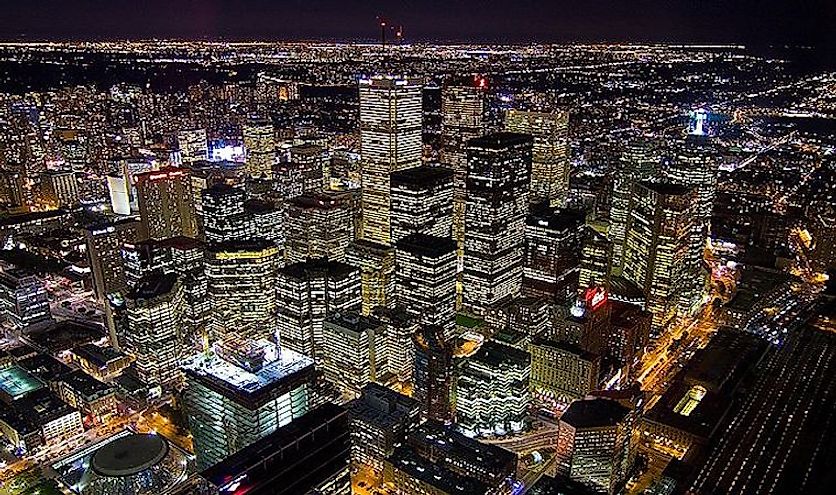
[
  {"xmin": 384, "ymin": 420, "xmax": 518, "ymax": 495},
  {"xmin": 290, "ymin": 143, "xmax": 326, "ymax": 194},
  {"xmin": 607, "ymin": 300, "xmax": 651, "ymax": 383},
  {"xmin": 321, "ymin": 312, "xmax": 389, "ymax": 398},
  {"xmin": 205, "ymin": 240, "xmax": 281, "ymax": 342},
  {"xmin": 395, "ymin": 233, "xmax": 457, "ymax": 338},
  {"xmin": 463, "ymin": 132, "xmax": 532, "ymax": 315},
  {"xmin": 285, "ymin": 193, "xmax": 353, "ymax": 263},
  {"xmin": 455, "ymin": 341, "xmax": 531, "ymax": 438},
  {"xmin": 609, "ymin": 137, "xmax": 659, "ymax": 273},
  {"xmin": 182, "ymin": 337, "xmax": 316, "ymax": 470},
  {"xmin": 0, "ymin": 388, "xmax": 83, "ymax": 454},
  {"xmin": 522, "ymin": 205, "xmax": 585, "ymax": 301},
  {"xmin": 187, "ymin": 166, "xmax": 223, "ymax": 239},
  {"xmin": 122, "ymin": 239, "xmax": 173, "ymax": 288},
  {"xmin": 177, "ymin": 128, "xmax": 209, "ymax": 163},
  {"xmin": 107, "ymin": 173, "xmax": 131, "ymax": 215},
  {"xmin": 0, "ymin": 266, "xmax": 51, "ymax": 331},
  {"xmin": 358, "ymin": 76, "xmax": 423, "ymax": 245},
  {"xmin": 555, "ymin": 398, "xmax": 634, "ymax": 494},
  {"xmin": 373, "ymin": 306, "xmax": 419, "ymax": 383},
  {"xmin": 412, "ymin": 325, "xmax": 454, "ymax": 423},
  {"xmin": 485, "ymin": 296, "xmax": 551, "ymax": 337},
  {"xmin": 276, "ymin": 259, "xmax": 362, "ymax": 359},
  {"xmin": 123, "ymin": 272, "xmax": 185, "ymax": 390},
  {"xmin": 347, "ymin": 383, "xmax": 420, "ymax": 475},
  {"xmin": 243, "ymin": 118, "xmax": 276, "ymax": 178},
  {"xmin": 390, "ymin": 165, "xmax": 454, "ymax": 243},
  {"xmin": 529, "ymin": 337, "xmax": 600, "ymax": 405},
  {"xmin": 40, "ymin": 170, "xmax": 78, "ymax": 208},
  {"xmin": 346, "ymin": 240, "xmax": 396, "ymax": 315},
  {"xmin": 665, "ymin": 135, "xmax": 718, "ymax": 235},
  {"xmin": 622, "ymin": 181, "xmax": 704, "ymax": 332},
  {"xmin": 556, "ymin": 287, "xmax": 611, "ymax": 356},
  {"xmin": 135, "ymin": 167, "xmax": 198, "ymax": 240},
  {"xmin": 441, "ymin": 77, "xmax": 489, "ymax": 251},
  {"xmin": 201, "ymin": 183, "xmax": 255, "ymax": 243},
  {"xmin": 0, "ymin": 168, "xmax": 26, "ymax": 210},
  {"xmin": 200, "ymin": 403, "xmax": 351, "ymax": 495},
  {"xmin": 505, "ymin": 109, "xmax": 571, "ymax": 207},
  {"xmin": 579, "ymin": 227, "xmax": 612, "ymax": 292},
  {"xmin": 244, "ymin": 198, "xmax": 284, "ymax": 249}
]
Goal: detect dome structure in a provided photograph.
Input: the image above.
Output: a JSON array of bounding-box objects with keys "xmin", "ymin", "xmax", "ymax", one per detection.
[{"xmin": 76, "ymin": 433, "xmax": 189, "ymax": 495}]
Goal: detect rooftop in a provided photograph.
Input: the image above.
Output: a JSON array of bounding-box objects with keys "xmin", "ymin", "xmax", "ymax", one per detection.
[
  {"xmin": 0, "ymin": 364, "xmax": 44, "ymax": 401},
  {"xmin": 388, "ymin": 445, "xmax": 490, "ymax": 495},
  {"xmin": 560, "ymin": 397, "xmax": 631, "ymax": 429},
  {"xmin": 129, "ymin": 271, "xmax": 178, "ymax": 300},
  {"xmin": 390, "ymin": 165, "xmax": 454, "ymax": 186},
  {"xmin": 468, "ymin": 132, "xmax": 533, "ymax": 150},
  {"xmin": 280, "ymin": 258, "xmax": 358, "ymax": 281},
  {"xmin": 395, "ymin": 233, "xmax": 457, "ymax": 258}
]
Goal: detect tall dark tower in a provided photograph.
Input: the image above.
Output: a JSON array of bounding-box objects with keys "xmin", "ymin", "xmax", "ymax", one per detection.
[{"xmin": 412, "ymin": 325, "xmax": 454, "ymax": 423}]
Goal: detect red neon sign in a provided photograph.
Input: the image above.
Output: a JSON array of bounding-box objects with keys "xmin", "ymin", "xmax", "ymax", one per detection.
[{"xmin": 584, "ymin": 287, "xmax": 608, "ymax": 311}]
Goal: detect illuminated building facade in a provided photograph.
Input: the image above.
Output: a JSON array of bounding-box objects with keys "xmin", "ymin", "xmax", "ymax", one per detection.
[
  {"xmin": 579, "ymin": 227, "xmax": 612, "ymax": 292},
  {"xmin": 412, "ymin": 325, "xmax": 454, "ymax": 423},
  {"xmin": 390, "ymin": 165, "xmax": 454, "ymax": 243},
  {"xmin": 609, "ymin": 137, "xmax": 659, "ymax": 274},
  {"xmin": 206, "ymin": 240, "xmax": 281, "ymax": 342},
  {"xmin": 243, "ymin": 118, "xmax": 276, "ymax": 178},
  {"xmin": 622, "ymin": 181, "xmax": 704, "ymax": 332},
  {"xmin": 177, "ymin": 127, "xmax": 209, "ymax": 164},
  {"xmin": 40, "ymin": 169, "xmax": 78, "ymax": 208},
  {"xmin": 373, "ymin": 306, "xmax": 420, "ymax": 383},
  {"xmin": 556, "ymin": 398, "xmax": 634, "ymax": 494},
  {"xmin": 441, "ymin": 77, "xmax": 489, "ymax": 251},
  {"xmin": 522, "ymin": 205, "xmax": 584, "ymax": 301},
  {"xmin": 358, "ymin": 76, "xmax": 423, "ymax": 245},
  {"xmin": 182, "ymin": 338, "xmax": 316, "ymax": 470},
  {"xmin": 123, "ymin": 272, "xmax": 186, "ymax": 390},
  {"xmin": 276, "ymin": 259, "xmax": 361, "ymax": 359},
  {"xmin": 664, "ymin": 135, "xmax": 718, "ymax": 236},
  {"xmin": 285, "ymin": 193, "xmax": 353, "ymax": 264},
  {"xmin": 346, "ymin": 240, "xmax": 396, "ymax": 315},
  {"xmin": 290, "ymin": 143, "xmax": 327, "ymax": 194},
  {"xmin": 505, "ymin": 109, "xmax": 570, "ymax": 207},
  {"xmin": 463, "ymin": 132, "xmax": 532, "ymax": 315},
  {"xmin": 321, "ymin": 312, "xmax": 389, "ymax": 398},
  {"xmin": 135, "ymin": 167, "xmax": 198, "ymax": 240},
  {"xmin": 0, "ymin": 266, "xmax": 51, "ymax": 331},
  {"xmin": 395, "ymin": 233, "xmax": 458, "ymax": 339},
  {"xmin": 455, "ymin": 341, "xmax": 531, "ymax": 438},
  {"xmin": 529, "ymin": 337, "xmax": 599, "ymax": 404}
]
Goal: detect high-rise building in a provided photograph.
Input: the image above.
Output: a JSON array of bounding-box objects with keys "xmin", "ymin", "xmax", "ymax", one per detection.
[
  {"xmin": 243, "ymin": 118, "xmax": 276, "ymax": 178},
  {"xmin": 505, "ymin": 109, "xmax": 571, "ymax": 206},
  {"xmin": 579, "ymin": 227, "xmax": 613, "ymax": 292},
  {"xmin": 441, "ymin": 77, "xmax": 489, "ymax": 252},
  {"xmin": 135, "ymin": 167, "xmax": 197, "ymax": 240},
  {"xmin": 123, "ymin": 272, "xmax": 185, "ymax": 390},
  {"xmin": 664, "ymin": 135, "xmax": 718, "ymax": 235},
  {"xmin": 321, "ymin": 312, "xmax": 389, "ymax": 398},
  {"xmin": 555, "ymin": 398, "xmax": 635, "ymax": 494},
  {"xmin": 373, "ymin": 306, "xmax": 420, "ymax": 383},
  {"xmin": 412, "ymin": 325, "xmax": 454, "ymax": 423},
  {"xmin": 609, "ymin": 137, "xmax": 659, "ymax": 274},
  {"xmin": 463, "ymin": 132, "xmax": 532, "ymax": 315},
  {"xmin": 622, "ymin": 181, "xmax": 704, "ymax": 332},
  {"xmin": 347, "ymin": 383, "xmax": 420, "ymax": 474},
  {"xmin": 40, "ymin": 170, "xmax": 78, "ymax": 208},
  {"xmin": 522, "ymin": 205, "xmax": 585, "ymax": 301},
  {"xmin": 276, "ymin": 259, "xmax": 361, "ymax": 359},
  {"xmin": 455, "ymin": 341, "xmax": 531, "ymax": 438},
  {"xmin": 358, "ymin": 76, "xmax": 423, "ymax": 245},
  {"xmin": 205, "ymin": 240, "xmax": 281, "ymax": 342},
  {"xmin": 244, "ymin": 198, "xmax": 284, "ymax": 249},
  {"xmin": 182, "ymin": 338, "xmax": 316, "ymax": 469},
  {"xmin": 290, "ymin": 143, "xmax": 327, "ymax": 194},
  {"xmin": 529, "ymin": 337, "xmax": 600, "ymax": 405},
  {"xmin": 0, "ymin": 265, "xmax": 51, "ymax": 331},
  {"xmin": 390, "ymin": 165, "xmax": 454, "ymax": 243},
  {"xmin": 285, "ymin": 193, "xmax": 353, "ymax": 263},
  {"xmin": 346, "ymin": 240, "xmax": 396, "ymax": 315},
  {"xmin": 200, "ymin": 183, "xmax": 252, "ymax": 244},
  {"xmin": 395, "ymin": 233, "xmax": 458, "ymax": 339},
  {"xmin": 177, "ymin": 128, "xmax": 209, "ymax": 164}
]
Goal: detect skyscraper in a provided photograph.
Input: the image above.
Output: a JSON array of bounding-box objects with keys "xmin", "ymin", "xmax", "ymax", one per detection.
[
  {"xmin": 276, "ymin": 259, "xmax": 362, "ymax": 359},
  {"xmin": 505, "ymin": 109, "xmax": 571, "ymax": 207},
  {"xmin": 522, "ymin": 205, "xmax": 585, "ymax": 301},
  {"xmin": 177, "ymin": 128, "xmax": 209, "ymax": 164},
  {"xmin": 289, "ymin": 143, "xmax": 327, "ymax": 194},
  {"xmin": 321, "ymin": 312, "xmax": 389, "ymax": 398},
  {"xmin": 285, "ymin": 193, "xmax": 353, "ymax": 264},
  {"xmin": 441, "ymin": 76, "xmax": 489, "ymax": 252},
  {"xmin": 182, "ymin": 338, "xmax": 316, "ymax": 470},
  {"xmin": 579, "ymin": 226, "xmax": 613, "ymax": 292},
  {"xmin": 123, "ymin": 272, "xmax": 185, "ymax": 390},
  {"xmin": 463, "ymin": 132, "xmax": 532, "ymax": 315},
  {"xmin": 346, "ymin": 240, "xmax": 396, "ymax": 315},
  {"xmin": 609, "ymin": 137, "xmax": 659, "ymax": 274},
  {"xmin": 389, "ymin": 165, "xmax": 454, "ymax": 243},
  {"xmin": 412, "ymin": 325, "xmax": 454, "ymax": 423},
  {"xmin": 622, "ymin": 181, "xmax": 704, "ymax": 332},
  {"xmin": 358, "ymin": 76, "xmax": 423, "ymax": 245},
  {"xmin": 205, "ymin": 240, "xmax": 281, "ymax": 342},
  {"xmin": 201, "ymin": 185, "xmax": 251, "ymax": 246},
  {"xmin": 0, "ymin": 265, "xmax": 51, "ymax": 331},
  {"xmin": 243, "ymin": 118, "xmax": 276, "ymax": 179},
  {"xmin": 395, "ymin": 233, "xmax": 458, "ymax": 339},
  {"xmin": 135, "ymin": 167, "xmax": 197, "ymax": 240},
  {"xmin": 40, "ymin": 169, "xmax": 78, "ymax": 208}
]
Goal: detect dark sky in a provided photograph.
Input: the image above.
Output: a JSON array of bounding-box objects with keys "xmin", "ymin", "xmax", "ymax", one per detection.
[{"xmin": 0, "ymin": 0, "xmax": 832, "ymax": 47}]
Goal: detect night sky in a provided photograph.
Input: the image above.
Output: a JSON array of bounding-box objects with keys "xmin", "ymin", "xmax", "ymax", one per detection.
[{"xmin": 0, "ymin": 0, "xmax": 832, "ymax": 47}]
